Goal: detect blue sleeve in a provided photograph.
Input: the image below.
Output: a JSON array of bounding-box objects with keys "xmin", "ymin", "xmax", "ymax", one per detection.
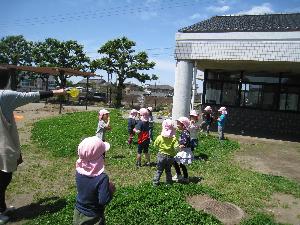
[
  {"xmin": 135, "ymin": 121, "xmax": 142, "ymax": 131},
  {"xmin": 98, "ymin": 174, "xmax": 112, "ymax": 206}
]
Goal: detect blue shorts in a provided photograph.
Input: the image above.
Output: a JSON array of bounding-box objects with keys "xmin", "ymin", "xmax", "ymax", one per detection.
[{"xmin": 137, "ymin": 140, "xmax": 150, "ymax": 154}]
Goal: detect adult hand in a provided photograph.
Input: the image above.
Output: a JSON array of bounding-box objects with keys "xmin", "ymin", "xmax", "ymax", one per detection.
[{"xmin": 53, "ymin": 89, "xmax": 66, "ymax": 96}]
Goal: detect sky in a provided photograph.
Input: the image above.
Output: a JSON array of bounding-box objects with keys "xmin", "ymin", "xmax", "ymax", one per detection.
[{"xmin": 1, "ymin": 0, "xmax": 300, "ymax": 91}]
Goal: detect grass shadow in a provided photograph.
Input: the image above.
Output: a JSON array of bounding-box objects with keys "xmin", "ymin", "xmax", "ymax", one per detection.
[
  {"xmin": 9, "ymin": 196, "xmax": 67, "ymax": 222},
  {"xmin": 194, "ymin": 153, "xmax": 209, "ymax": 161}
]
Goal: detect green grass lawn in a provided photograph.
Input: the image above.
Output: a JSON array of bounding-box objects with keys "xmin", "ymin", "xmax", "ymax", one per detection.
[{"xmin": 26, "ymin": 109, "xmax": 300, "ymax": 225}]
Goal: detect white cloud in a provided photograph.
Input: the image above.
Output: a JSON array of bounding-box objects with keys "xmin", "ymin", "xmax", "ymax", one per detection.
[
  {"xmin": 237, "ymin": 3, "xmax": 273, "ymax": 15},
  {"xmin": 206, "ymin": 5, "xmax": 230, "ymax": 13}
]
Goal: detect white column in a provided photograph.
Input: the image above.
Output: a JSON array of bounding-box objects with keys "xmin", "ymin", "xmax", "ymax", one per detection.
[
  {"xmin": 172, "ymin": 60, "xmax": 194, "ymax": 120},
  {"xmin": 190, "ymin": 62, "xmax": 197, "ymax": 110}
]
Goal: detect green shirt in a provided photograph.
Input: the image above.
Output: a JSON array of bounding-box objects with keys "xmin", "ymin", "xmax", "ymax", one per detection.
[{"xmin": 153, "ymin": 135, "xmax": 179, "ymax": 157}]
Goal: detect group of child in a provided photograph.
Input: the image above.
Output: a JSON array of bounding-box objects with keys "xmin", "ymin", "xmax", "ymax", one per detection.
[{"xmin": 72, "ymin": 105, "xmax": 227, "ymax": 224}]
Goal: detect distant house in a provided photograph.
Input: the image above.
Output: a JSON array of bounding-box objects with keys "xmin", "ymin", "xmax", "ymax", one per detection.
[
  {"xmin": 124, "ymin": 82, "xmax": 143, "ymax": 95},
  {"xmin": 173, "ymin": 13, "xmax": 300, "ymax": 138},
  {"xmin": 76, "ymin": 77, "xmax": 108, "ymax": 93},
  {"xmin": 146, "ymin": 84, "xmax": 174, "ymax": 97},
  {"xmin": 18, "ymin": 74, "xmax": 56, "ymax": 92}
]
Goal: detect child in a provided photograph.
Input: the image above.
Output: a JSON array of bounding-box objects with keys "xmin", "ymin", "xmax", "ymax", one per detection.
[
  {"xmin": 73, "ymin": 136, "xmax": 115, "ymax": 225},
  {"xmin": 153, "ymin": 119, "xmax": 178, "ymax": 186},
  {"xmin": 133, "ymin": 108, "xmax": 151, "ymax": 167},
  {"xmin": 217, "ymin": 107, "xmax": 227, "ymax": 140},
  {"xmin": 173, "ymin": 117, "xmax": 193, "ymax": 183},
  {"xmin": 96, "ymin": 109, "xmax": 111, "ymax": 141},
  {"xmin": 147, "ymin": 107, "xmax": 154, "ymax": 142},
  {"xmin": 200, "ymin": 106, "xmax": 214, "ymax": 135},
  {"xmin": 0, "ymin": 67, "xmax": 66, "ymax": 224},
  {"xmin": 189, "ymin": 110, "xmax": 201, "ymax": 152},
  {"xmin": 127, "ymin": 109, "xmax": 138, "ymax": 145}
]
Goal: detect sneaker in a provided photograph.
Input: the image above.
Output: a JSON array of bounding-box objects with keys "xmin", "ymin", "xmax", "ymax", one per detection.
[
  {"xmin": 136, "ymin": 161, "xmax": 141, "ymax": 167},
  {"xmin": 172, "ymin": 174, "xmax": 183, "ymax": 182},
  {"xmin": 144, "ymin": 162, "xmax": 151, "ymax": 167},
  {"xmin": 2, "ymin": 206, "xmax": 15, "ymax": 215},
  {"xmin": 0, "ymin": 214, "xmax": 9, "ymax": 224},
  {"xmin": 181, "ymin": 177, "xmax": 189, "ymax": 183},
  {"xmin": 153, "ymin": 182, "xmax": 160, "ymax": 187}
]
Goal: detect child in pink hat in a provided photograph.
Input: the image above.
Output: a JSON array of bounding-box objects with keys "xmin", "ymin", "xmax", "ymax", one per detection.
[
  {"xmin": 200, "ymin": 105, "xmax": 214, "ymax": 135},
  {"xmin": 74, "ymin": 136, "xmax": 115, "ymax": 225},
  {"xmin": 189, "ymin": 110, "xmax": 200, "ymax": 152},
  {"xmin": 96, "ymin": 109, "xmax": 111, "ymax": 141},
  {"xmin": 217, "ymin": 107, "xmax": 227, "ymax": 140},
  {"xmin": 127, "ymin": 109, "xmax": 138, "ymax": 145},
  {"xmin": 152, "ymin": 119, "xmax": 179, "ymax": 186},
  {"xmin": 133, "ymin": 108, "xmax": 151, "ymax": 167},
  {"xmin": 173, "ymin": 117, "xmax": 194, "ymax": 183}
]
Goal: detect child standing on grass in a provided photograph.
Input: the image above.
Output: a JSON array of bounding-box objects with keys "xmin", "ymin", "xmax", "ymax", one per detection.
[
  {"xmin": 217, "ymin": 107, "xmax": 227, "ymax": 140},
  {"xmin": 127, "ymin": 109, "xmax": 138, "ymax": 145},
  {"xmin": 96, "ymin": 109, "xmax": 111, "ymax": 142},
  {"xmin": 153, "ymin": 119, "xmax": 178, "ymax": 186},
  {"xmin": 173, "ymin": 117, "xmax": 193, "ymax": 183},
  {"xmin": 200, "ymin": 106, "xmax": 214, "ymax": 135},
  {"xmin": 189, "ymin": 110, "xmax": 200, "ymax": 152},
  {"xmin": 73, "ymin": 136, "xmax": 115, "ymax": 225},
  {"xmin": 133, "ymin": 108, "xmax": 151, "ymax": 167}
]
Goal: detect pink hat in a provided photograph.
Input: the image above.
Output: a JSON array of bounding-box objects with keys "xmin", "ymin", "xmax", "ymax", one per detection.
[
  {"xmin": 76, "ymin": 136, "xmax": 110, "ymax": 177},
  {"xmin": 190, "ymin": 110, "xmax": 198, "ymax": 117},
  {"xmin": 176, "ymin": 117, "xmax": 190, "ymax": 129},
  {"xmin": 130, "ymin": 109, "xmax": 138, "ymax": 117},
  {"xmin": 139, "ymin": 108, "xmax": 149, "ymax": 122},
  {"xmin": 204, "ymin": 106, "xmax": 212, "ymax": 112},
  {"xmin": 161, "ymin": 119, "xmax": 176, "ymax": 138},
  {"xmin": 99, "ymin": 109, "xmax": 109, "ymax": 120},
  {"xmin": 218, "ymin": 107, "xmax": 228, "ymax": 115}
]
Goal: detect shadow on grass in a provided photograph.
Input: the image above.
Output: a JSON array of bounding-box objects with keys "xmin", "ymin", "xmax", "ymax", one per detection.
[
  {"xmin": 9, "ymin": 196, "xmax": 67, "ymax": 222},
  {"xmin": 194, "ymin": 153, "xmax": 209, "ymax": 161}
]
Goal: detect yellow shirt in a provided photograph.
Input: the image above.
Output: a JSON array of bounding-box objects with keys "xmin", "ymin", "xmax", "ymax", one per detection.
[{"xmin": 153, "ymin": 135, "xmax": 179, "ymax": 157}]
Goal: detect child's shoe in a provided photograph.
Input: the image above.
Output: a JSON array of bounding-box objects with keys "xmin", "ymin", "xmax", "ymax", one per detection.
[
  {"xmin": 136, "ymin": 161, "xmax": 141, "ymax": 167},
  {"xmin": 0, "ymin": 214, "xmax": 9, "ymax": 224},
  {"xmin": 181, "ymin": 177, "xmax": 189, "ymax": 183},
  {"xmin": 172, "ymin": 174, "xmax": 183, "ymax": 182},
  {"xmin": 144, "ymin": 162, "xmax": 151, "ymax": 167}
]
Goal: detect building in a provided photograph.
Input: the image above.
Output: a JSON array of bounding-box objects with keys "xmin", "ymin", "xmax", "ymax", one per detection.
[
  {"xmin": 146, "ymin": 84, "xmax": 174, "ymax": 97},
  {"xmin": 172, "ymin": 13, "xmax": 300, "ymax": 138}
]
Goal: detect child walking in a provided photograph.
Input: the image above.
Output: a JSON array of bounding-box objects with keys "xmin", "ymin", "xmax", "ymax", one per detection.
[
  {"xmin": 189, "ymin": 110, "xmax": 200, "ymax": 152},
  {"xmin": 73, "ymin": 136, "xmax": 115, "ymax": 225},
  {"xmin": 173, "ymin": 117, "xmax": 193, "ymax": 183},
  {"xmin": 200, "ymin": 106, "xmax": 214, "ymax": 135},
  {"xmin": 217, "ymin": 107, "xmax": 227, "ymax": 140},
  {"xmin": 96, "ymin": 109, "xmax": 111, "ymax": 141},
  {"xmin": 127, "ymin": 109, "xmax": 138, "ymax": 145},
  {"xmin": 153, "ymin": 119, "xmax": 178, "ymax": 186},
  {"xmin": 133, "ymin": 108, "xmax": 151, "ymax": 167}
]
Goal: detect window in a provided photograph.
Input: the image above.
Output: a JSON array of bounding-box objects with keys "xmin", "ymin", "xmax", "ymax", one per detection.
[
  {"xmin": 208, "ymin": 71, "xmax": 240, "ymax": 81},
  {"xmin": 241, "ymin": 84, "xmax": 262, "ymax": 107},
  {"xmin": 280, "ymin": 86, "xmax": 300, "ymax": 111},
  {"xmin": 261, "ymin": 85, "xmax": 279, "ymax": 110},
  {"xmin": 222, "ymin": 83, "xmax": 239, "ymax": 105},
  {"xmin": 205, "ymin": 81, "xmax": 221, "ymax": 104},
  {"xmin": 243, "ymin": 73, "xmax": 279, "ymax": 83}
]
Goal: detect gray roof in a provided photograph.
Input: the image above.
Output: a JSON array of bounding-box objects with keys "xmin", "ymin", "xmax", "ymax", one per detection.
[
  {"xmin": 148, "ymin": 85, "xmax": 173, "ymax": 90},
  {"xmin": 179, "ymin": 13, "xmax": 300, "ymax": 33}
]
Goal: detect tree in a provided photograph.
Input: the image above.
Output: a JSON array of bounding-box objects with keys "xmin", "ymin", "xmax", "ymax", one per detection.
[
  {"xmin": 94, "ymin": 36, "xmax": 158, "ymax": 108},
  {"xmin": 32, "ymin": 38, "xmax": 90, "ymax": 88},
  {"xmin": 0, "ymin": 35, "xmax": 34, "ymax": 89}
]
